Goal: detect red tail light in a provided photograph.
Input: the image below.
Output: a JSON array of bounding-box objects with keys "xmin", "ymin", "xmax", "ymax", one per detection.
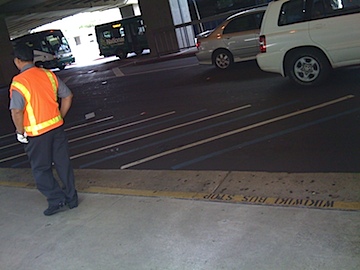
[
  {"xmin": 259, "ymin": 35, "xmax": 266, "ymax": 53},
  {"xmin": 196, "ymin": 40, "xmax": 201, "ymax": 49}
]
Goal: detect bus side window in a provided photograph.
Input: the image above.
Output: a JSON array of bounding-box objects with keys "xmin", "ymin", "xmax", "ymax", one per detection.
[
  {"xmin": 138, "ymin": 25, "xmax": 146, "ymax": 35},
  {"xmin": 26, "ymin": 40, "xmax": 47, "ymax": 53},
  {"xmin": 103, "ymin": 31, "xmax": 112, "ymax": 39},
  {"xmin": 137, "ymin": 19, "xmax": 146, "ymax": 35},
  {"xmin": 41, "ymin": 41, "xmax": 50, "ymax": 52}
]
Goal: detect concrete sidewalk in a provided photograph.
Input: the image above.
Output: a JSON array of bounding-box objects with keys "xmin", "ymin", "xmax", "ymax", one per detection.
[{"xmin": 1, "ymin": 185, "xmax": 359, "ymax": 270}]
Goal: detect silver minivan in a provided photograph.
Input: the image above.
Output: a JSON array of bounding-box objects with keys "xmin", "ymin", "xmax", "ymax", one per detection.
[{"xmin": 195, "ymin": 6, "xmax": 267, "ymax": 70}]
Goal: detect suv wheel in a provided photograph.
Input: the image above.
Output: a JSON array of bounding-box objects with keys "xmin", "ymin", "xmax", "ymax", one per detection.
[
  {"xmin": 213, "ymin": 50, "xmax": 233, "ymax": 70},
  {"xmin": 286, "ymin": 49, "xmax": 330, "ymax": 86}
]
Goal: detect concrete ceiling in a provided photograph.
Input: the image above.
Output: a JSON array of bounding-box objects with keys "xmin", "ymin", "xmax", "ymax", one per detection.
[{"xmin": 0, "ymin": 0, "xmax": 132, "ymax": 39}]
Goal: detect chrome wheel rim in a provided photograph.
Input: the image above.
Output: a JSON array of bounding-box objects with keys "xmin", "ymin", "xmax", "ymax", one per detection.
[
  {"xmin": 215, "ymin": 53, "xmax": 230, "ymax": 69},
  {"xmin": 294, "ymin": 56, "xmax": 320, "ymax": 82}
]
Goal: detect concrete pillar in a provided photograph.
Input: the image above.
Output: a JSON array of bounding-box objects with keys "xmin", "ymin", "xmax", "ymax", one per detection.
[
  {"xmin": 0, "ymin": 16, "xmax": 17, "ymax": 87},
  {"xmin": 138, "ymin": 0, "xmax": 179, "ymax": 56}
]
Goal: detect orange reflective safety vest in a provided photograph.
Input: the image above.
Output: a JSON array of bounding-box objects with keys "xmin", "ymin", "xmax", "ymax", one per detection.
[{"xmin": 10, "ymin": 67, "xmax": 63, "ymax": 136}]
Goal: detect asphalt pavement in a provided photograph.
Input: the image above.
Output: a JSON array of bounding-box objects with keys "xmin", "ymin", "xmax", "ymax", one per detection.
[{"xmin": 1, "ymin": 48, "xmax": 359, "ymax": 270}]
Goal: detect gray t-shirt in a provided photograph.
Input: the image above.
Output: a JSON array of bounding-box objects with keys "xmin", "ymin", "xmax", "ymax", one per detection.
[{"xmin": 9, "ymin": 64, "xmax": 72, "ymax": 110}]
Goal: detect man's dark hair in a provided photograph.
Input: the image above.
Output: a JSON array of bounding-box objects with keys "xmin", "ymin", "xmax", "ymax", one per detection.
[{"xmin": 13, "ymin": 43, "xmax": 34, "ymax": 62}]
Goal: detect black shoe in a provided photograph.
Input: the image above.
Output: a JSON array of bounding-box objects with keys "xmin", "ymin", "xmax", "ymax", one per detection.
[
  {"xmin": 67, "ymin": 193, "xmax": 78, "ymax": 209},
  {"xmin": 43, "ymin": 202, "xmax": 66, "ymax": 216}
]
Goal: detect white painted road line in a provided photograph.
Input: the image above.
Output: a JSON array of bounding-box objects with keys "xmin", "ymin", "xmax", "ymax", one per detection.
[
  {"xmin": 0, "ymin": 142, "xmax": 18, "ymax": 150},
  {"xmin": 0, "ymin": 112, "xmax": 175, "ymax": 163},
  {"xmin": 0, "ymin": 133, "xmax": 14, "ymax": 139},
  {"xmin": 112, "ymin": 67, "xmax": 125, "ymax": 77},
  {"xmin": 70, "ymin": 105, "xmax": 250, "ymax": 160},
  {"xmin": 65, "ymin": 116, "xmax": 114, "ymax": 131},
  {"xmin": 120, "ymin": 95, "xmax": 355, "ymax": 169},
  {"xmin": 69, "ymin": 111, "xmax": 176, "ymax": 143},
  {"xmin": 0, "ymin": 116, "xmax": 114, "ymax": 148},
  {"xmin": 126, "ymin": 64, "xmax": 199, "ymax": 77},
  {"xmin": 0, "ymin": 153, "xmax": 26, "ymax": 163},
  {"xmin": 0, "ymin": 116, "xmax": 115, "ymax": 161}
]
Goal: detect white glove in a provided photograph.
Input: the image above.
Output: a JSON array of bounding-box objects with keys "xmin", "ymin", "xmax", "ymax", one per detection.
[{"xmin": 17, "ymin": 131, "xmax": 28, "ymax": 144}]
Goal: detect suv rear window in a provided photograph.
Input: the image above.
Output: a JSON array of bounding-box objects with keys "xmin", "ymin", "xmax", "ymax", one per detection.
[
  {"xmin": 278, "ymin": 0, "xmax": 360, "ymax": 26},
  {"xmin": 279, "ymin": 0, "xmax": 307, "ymax": 25},
  {"xmin": 311, "ymin": 0, "xmax": 360, "ymax": 19}
]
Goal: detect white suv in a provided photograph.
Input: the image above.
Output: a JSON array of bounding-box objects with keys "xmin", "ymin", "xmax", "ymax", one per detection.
[{"xmin": 256, "ymin": 0, "xmax": 360, "ymax": 86}]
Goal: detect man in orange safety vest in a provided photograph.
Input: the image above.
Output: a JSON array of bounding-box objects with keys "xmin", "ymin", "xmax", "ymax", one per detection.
[{"xmin": 9, "ymin": 44, "xmax": 78, "ymax": 216}]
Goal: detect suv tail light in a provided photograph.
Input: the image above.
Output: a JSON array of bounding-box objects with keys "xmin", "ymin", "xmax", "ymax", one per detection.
[{"xmin": 259, "ymin": 35, "xmax": 266, "ymax": 53}]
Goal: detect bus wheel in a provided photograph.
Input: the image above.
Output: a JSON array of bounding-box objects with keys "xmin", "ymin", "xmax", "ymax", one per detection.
[{"xmin": 116, "ymin": 50, "xmax": 125, "ymax": 59}]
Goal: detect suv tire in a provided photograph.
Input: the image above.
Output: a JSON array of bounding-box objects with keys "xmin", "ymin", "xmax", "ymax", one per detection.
[
  {"xmin": 286, "ymin": 49, "xmax": 330, "ymax": 86},
  {"xmin": 213, "ymin": 49, "xmax": 233, "ymax": 70}
]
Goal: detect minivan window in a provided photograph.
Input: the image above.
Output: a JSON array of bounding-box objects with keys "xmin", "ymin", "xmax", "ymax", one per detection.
[{"xmin": 254, "ymin": 12, "xmax": 266, "ymax": 28}]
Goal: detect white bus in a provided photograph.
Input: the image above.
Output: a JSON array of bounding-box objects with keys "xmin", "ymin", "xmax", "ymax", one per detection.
[{"xmin": 12, "ymin": 29, "xmax": 75, "ymax": 70}]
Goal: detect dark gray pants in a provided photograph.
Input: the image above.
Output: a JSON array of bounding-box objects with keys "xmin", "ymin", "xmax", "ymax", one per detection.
[{"xmin": 24, "ymin": 125, "xmax": 76, "ymax": 206}]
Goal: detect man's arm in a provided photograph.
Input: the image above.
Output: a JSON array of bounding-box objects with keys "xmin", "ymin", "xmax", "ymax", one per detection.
[
  {"xmin": 11, "ymin": 108, "xmax": 25, "ymax": 134},
  {"xmin": 60, "ymin": 93, "xmax": 73, "ymax": 118},
  {"xmin": 57, "ymin": 77, "xmax": 73, "ymax": 118}
]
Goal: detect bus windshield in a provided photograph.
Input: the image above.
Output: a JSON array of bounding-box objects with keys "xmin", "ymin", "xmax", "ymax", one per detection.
[{"xmin": 46, "ymin": 33, "xmax": 71, "ymax": 53}]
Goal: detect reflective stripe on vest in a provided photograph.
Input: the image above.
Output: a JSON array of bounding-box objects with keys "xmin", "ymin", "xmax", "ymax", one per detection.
[
  {"xmin": 43, "ymin": 68, "xmax": 58, "ymax": 100},
  {"xmin": 11, "ymin": 70, "xmax": 62, "ymax": 136},
  {"xmin": 24, "ymin": 115, "xmax": 63, "ymax": 134},
  {"xmin": 11, "ymin": 81, "xmax": 38, "ymax": 131}
]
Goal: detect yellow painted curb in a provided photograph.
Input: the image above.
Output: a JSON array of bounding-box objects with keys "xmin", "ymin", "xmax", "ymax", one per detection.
[
  {"xmin": 1, "ymin": 182, "xmax": 359, "ymax": 211},
  {"xmin": 83, "ymin": 186, "xmax": 360, "ymax": 211},
  {"xmin": 0, "ymin": 181, "xmax": 34, "ymax": 188}
]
